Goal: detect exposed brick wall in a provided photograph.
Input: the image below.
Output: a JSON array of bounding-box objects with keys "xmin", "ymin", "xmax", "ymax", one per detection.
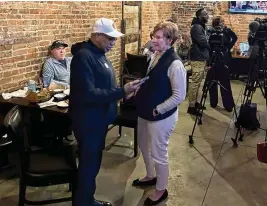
[
  {"xmin": 141, "ymin": 1, "xmax": 173, "ymax": 47},
  {"xmin": 173, "ymin": 1, "xmax": 265, "ymax": 49},
  {"xmin": 0, "ymin": 1, "xmax": 122, "ymax": 92},
  {"xmin": 173, "ymin": 1, "xmax": 215, "ymax": 34},
  {"xmin": 1, "ymin": 1, "xmax": 264, "ymax": 93},
  {"xmin": 0, "ymin": 1, "xmax": 173, "ymax": 93}
]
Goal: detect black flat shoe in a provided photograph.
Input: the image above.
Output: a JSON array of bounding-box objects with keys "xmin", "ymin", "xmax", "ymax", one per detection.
[
  {"xmin": 132, "ymin": 177, "xmax": 157, "ymax": 187},
  {"xmin": 144, "ymin": 190, "xmax": 168, "ymax": 205}
]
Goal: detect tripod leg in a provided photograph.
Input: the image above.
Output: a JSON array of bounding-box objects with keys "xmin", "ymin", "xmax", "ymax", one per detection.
[
  {"xmin": 188, "ymin": 86, "xmax": 206, "ymax": 144},
  {"xmin": 234, "ymin": 55, "xmax": 262, "ymax": 144},
  {"xmin": 188, "ymin": 77, "xmax": 212, "ymax": 144},
  {"xmin": 239, "ymin": 129, "xmax": 244, "ymax": 141},
  {"xmin": 214, "ymin": 53, "xmax": 244, "ymax": 146},
  {"xmin": 256, "ymin": 79, "xmax": 265, "ymax": 97},
  {"xmin": 188, "ymin": 53, "xmax": 218, "ymax": 144},
  {"xmin": 197, "ymin": 86, "xmax": 209, "ymax": 125},
  {"xmin": 189, "ymin": 102, "xmax": 202, "ymax": 144},
  {"xmin": 231, "ymin": 104, "xmax": 244, "ymax": 147},
  {"xmin": 189, "ymin": 135, "xmax": 194, "ymax": 144},
  {"xmin": 196, "ymin": 69, "xmax": 216, "ymax": 125},
  {"xmin": 231, "ymin": 128, "xmax": 239, "ymax": 148}
]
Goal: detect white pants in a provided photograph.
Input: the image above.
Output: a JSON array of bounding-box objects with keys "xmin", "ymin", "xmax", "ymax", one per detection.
[{"xmin": 137, "ymin": 110, "xmax": 178, "ymax": 190}]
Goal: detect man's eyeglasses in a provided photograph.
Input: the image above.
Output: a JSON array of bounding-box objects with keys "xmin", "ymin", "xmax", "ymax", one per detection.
[{"xmin": 99, "ymin": 33, "xmax": 117, "ymax": 41}]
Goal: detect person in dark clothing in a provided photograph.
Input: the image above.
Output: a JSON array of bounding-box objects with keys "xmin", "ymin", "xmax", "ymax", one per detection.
[
  {"xmin": 208, "ymin": 16, "xmax": 237, "ymax": 112},
  {"xmin": 187, "ymin": 8, "xmax": 210, "ymax": 116},
  {"xmin": 69, "ymin": 18, "xmax": 141, "ymax": 206}
]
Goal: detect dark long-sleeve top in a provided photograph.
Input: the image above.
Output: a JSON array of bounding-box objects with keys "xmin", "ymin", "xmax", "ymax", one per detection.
[{"xmin": 69, "ymin": 40, "xmax": 125, "ymax": 129}]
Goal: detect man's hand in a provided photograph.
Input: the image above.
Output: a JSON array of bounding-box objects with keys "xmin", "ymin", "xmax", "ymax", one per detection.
[
  {"xmin": 48, "ymin": 82, "xmax": 69, "ymax": 90},
  {"xmin": 123, "ymin": 79, "xmax": 142, "ymax": 95},
  {"xmin": 125, "ymin": 92, "xmax": 135, "ymax": 99},
  {"xmin": 48, "ymin": 82, "xmax": 59, "ymax": 90}
]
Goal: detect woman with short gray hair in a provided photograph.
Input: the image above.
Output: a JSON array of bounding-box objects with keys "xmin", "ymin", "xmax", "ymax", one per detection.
[{"xmin": 133, "ymin": 21, "xmax": 187, "ymax": 205}]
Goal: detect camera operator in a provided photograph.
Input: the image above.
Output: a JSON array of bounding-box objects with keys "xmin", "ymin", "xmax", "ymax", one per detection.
[
  {"xmin": 247, "ymin": 18, "xmax": 267, "ymax": 58},
  {"xmin": 208, "ymin": 16, "xmax": 237, "ymax": 112}
]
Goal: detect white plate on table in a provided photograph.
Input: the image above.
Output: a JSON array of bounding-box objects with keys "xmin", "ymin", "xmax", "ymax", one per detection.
[
  {"xmin": 54, "ymin": 93, "xmax": 66, "ymax": 101},
  {"xmin": 63, "ymin": 89, "xmax": 70, "ymax": 96},
  {"xmin": 57, "ymin": 101, "xmax": 68, "ymax": 108}
]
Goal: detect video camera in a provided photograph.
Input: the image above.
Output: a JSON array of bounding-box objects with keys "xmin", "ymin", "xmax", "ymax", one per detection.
[
  {"xmin": 249, "ymin": 18, "xmax": 267, "ymax": 42},
  {"xmin": 209, "ymin": 26, "xmax": 224, "ymax": 50}
]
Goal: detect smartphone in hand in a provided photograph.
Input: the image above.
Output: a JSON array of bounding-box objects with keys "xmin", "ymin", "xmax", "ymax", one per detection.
[{"xmin": 140, "ymin": 76, "xmax": 149, "ymax": 84}]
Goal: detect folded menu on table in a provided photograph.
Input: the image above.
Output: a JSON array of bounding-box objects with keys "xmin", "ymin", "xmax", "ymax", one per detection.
[{"xmin": 38, "ymin": 97, "xmax": 57, "ymax": 108}]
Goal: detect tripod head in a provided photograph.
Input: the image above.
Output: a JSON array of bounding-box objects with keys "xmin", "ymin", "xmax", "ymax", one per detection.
[
  {"xmin": 208, "ymin": 27, "xmax": 229, "ymax": 69},
  {"xmin": 209, "ymin": 27, "xmax": 224, "ymax": 51},
  {"xmin": 248, "ymin": 18, "xmax": 267, "ymax": 58},
  {"xmin": 209, "ymin": 44, "xmax": 228, "ymax": 70},
  {"xmin": 249, "ymin": 18, "xmax": 267, "ymax": 42}
]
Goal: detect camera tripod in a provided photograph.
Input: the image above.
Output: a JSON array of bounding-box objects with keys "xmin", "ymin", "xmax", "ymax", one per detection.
[
  {"xmin": 232, "ymin": 41, "xmax": 267, "ymax": 147},
  {"xmin": 189, "ymin": 47, "xmax": 240, "ymax": 144}
]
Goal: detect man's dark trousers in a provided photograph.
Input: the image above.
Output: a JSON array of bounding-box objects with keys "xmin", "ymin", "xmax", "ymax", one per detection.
[{"xmin": 73, "ymin": 126, "xmax": 108, "ymax": 206}]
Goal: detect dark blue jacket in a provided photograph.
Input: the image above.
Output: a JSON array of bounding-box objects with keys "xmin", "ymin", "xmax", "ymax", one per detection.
[
  {"xmin": 69, "ymin": 40, "xmax": 125, "ymax": 150},
  {"xmin": 135, "ymin": 47, "xmax": 179, "ymax": 121}
]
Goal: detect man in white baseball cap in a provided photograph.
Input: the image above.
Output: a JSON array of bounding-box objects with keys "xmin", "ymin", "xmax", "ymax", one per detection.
[
  {"xmin": 69, "ymin": 18, "xmax": 142, "ymax": 206},
  {"xmin": 93, "ymin": 18, "xmax": 124, "ymax": 38},
  {"xmin": 90, "ymin": 17, "xmax": 124, "ymax": 53}
]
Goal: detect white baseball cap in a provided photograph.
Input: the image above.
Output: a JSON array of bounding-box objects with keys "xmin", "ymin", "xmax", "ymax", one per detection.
[{"xmin": 92, "ymin": 18, "xmax": 124, "ymax": 38}]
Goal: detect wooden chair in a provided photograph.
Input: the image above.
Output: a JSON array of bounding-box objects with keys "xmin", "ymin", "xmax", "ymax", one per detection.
[
  {"xmin": 107, "ymin": 103, "xmax": 138, "ymax": 157},
  {"xmin": 0, "ymin": 103, "xmax": 14, "ymax": 170},
  {"xmin": 4, "ymin": 105, "xmax": 77, "ymax": 206}
]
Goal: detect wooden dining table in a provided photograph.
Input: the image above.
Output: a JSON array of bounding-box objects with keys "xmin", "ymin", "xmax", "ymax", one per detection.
[
  {"xmin": 0, "ymin": 92, "xmax": 70, "ymax": 147},
  {"xmin": 0, "ymin": 90, "xmax": 139, "ymax": 157},
  {"xmin": 0, "ymin": 95, "xmax": 68, "ymax": 114}
]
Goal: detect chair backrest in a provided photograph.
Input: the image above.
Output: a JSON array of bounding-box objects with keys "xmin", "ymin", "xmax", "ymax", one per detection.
[
  {"xmin": 0, "ymin": 104, "xmax": 14, "ymax": 135},
  {"xmin": 4, "ymin": 106, "xmax": 78, "ymax": 174},
  {"xmin": 125, "ymin": 53, "xmax": 148, "ymax": 77},
  {"xmin": 4, "ymin": 105, "xmax": 31, "ymax": 171},
  {"xmin": 4, "ymin": 106, "xmax": 25, "ymax": 147}
]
